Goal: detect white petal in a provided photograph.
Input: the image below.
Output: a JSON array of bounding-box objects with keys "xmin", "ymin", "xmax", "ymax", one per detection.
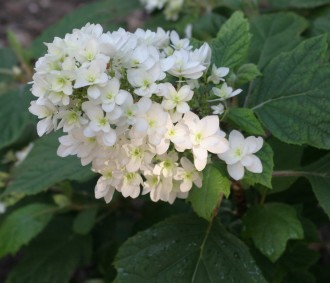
[
  {"xmin": 194, "ymin": 157, "xmax": 207, "ymax": 171},
  {"xmin": 245, "ymin": 155, "xmax": 263, "ymax": 173},
  {"xmin": 205, "ymin": 136, "xmax": 229, "ymax": 154},
  {"xmin": 229, "ymin": 130, "xmax": 245, "ymax": 148},
  {"xmin": 104, "ymin": 187, "xmax": 115, "ymax": 203},
  {"xmin": 37, "ymin": 118, "xmax": 51, "ymax": 136},
  {"xmin": 88, "ymin": 86, "xmax": 101, "ymax": 99},
  {"xmin": 180, "ymin": 180, "xmax": 193, "ymax": 192},
  {"xmin": 176, "ymin": 102, "xmax": 189, "ymax": 113},
  {"xmin": 201, "ymin": 115, "xmax": 219, "ymax": 136},
  {"xmin": 227, "ymin": 163, "xmax": 245, "ymax": 180},
  {"xmin": 102, "ymin": 130, "xmax": 117, "ymax": 146}
]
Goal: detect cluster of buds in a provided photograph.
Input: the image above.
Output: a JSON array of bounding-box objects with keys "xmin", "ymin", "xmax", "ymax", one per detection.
[{"xmin": 29, "ymin": 23, "xmax": 263, "ymax": 204}]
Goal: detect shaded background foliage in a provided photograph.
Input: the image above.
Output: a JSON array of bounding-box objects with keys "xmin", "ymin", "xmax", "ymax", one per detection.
[{"xmin": 0, "ymin": 0, "xmax": 330, "ymax": 283}]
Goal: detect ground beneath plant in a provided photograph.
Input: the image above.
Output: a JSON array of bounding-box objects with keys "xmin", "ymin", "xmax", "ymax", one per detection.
[{"xmin": 0, "ymin": 0, "xmax": 94, "ymax": 47}]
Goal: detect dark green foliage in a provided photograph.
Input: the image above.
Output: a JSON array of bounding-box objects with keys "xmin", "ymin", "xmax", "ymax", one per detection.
[
  {"xmin": 115, "ymin": 214, "xmax": 267, "ymax": 283},
  {"xmin": 1, "ymin": 1, "xmax": 330, "ymax": 282}
]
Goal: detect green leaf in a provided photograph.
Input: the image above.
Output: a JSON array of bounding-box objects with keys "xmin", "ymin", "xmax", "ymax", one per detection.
[
  {"xmin": 7, "ymin": 30, "xmax": 31, "ymax": 65},
  {"xmin": 187, "ymin": 165, "xmax": 230, "ymax": 221},
  {"xmin": 7, "ymin": 219, "xmax": 92, "ymax": 283},
  {"xmin": 280, "ymin": 242, "xmax": 319, "ymax": 271},
  {"xmin": 226, "ymin": 108, "xmax": 265, "ymax": 136},
  {"xmin": 249, "ymin": 13, "xmax": 308, "ymax": 69},
  {"xmin": 244, "ymin": 142, "xmax": 274, "ymax": 188},
  {"xmin": 73, "ymin": 206, "xmax": 98, "ymax": 235},
  {"xmin": 0, "ymin": 203, "xmax": 55, "ymax": 258},
  {"xmin": 283, "ymin": 270, "xmax": 316, "ymax": 283},
  {"xmin": 298, "ymin": 154, "xmax": 330, "ymax": 219},
  {"xmin": 280, "ymin": 242, "xmax": 319, "ymax": 283},
  {"xmin": 311, "ymin": 7, "xmax": 330, "ymax": 44},
  {"xmin": 3, "ymin": 132, "xmax": 95, "ymax": 196},
  {"xmin": 250, "ymin": 36, "xmax": 330, "ymax": 149},
  {"xmin": 235, "ymin": 63, "xmax": 261, "ymax": 86},
  {"xmin": 115, "ymin": 214, "xmax": 267, "ymax": 283},
  {"xmin": 192, "ymin": 13, "xmax": 226, "ymax": 41},
  {"xmin": 268, "ymin": 138, "xmax": 303, "ymax": 193},
  {"xmin": 29, "ymin": 0, "xmax": 140, "ymax": 58},
  {"xmin": 210, "ymin": 11, "xmax": 251, "ymax": 68},
  {"xmin": 0, "ymin": 47, "xmax": 17, "ymax": 84},
  {"xmin": 267, "ymin": 0, "xmax": 330, "ymax": 8},
  {"xmin": 243, "ymin": 203, "xmax": 304, "ymax": 262},
  {"xmin": 0, "ymin": 85, "xmax": 35, "ymax": 150}
]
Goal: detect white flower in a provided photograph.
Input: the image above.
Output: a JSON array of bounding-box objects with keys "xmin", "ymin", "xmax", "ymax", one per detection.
[
  {"xmin": 212, "ymin": 83, "xmax": 242, "ymax": 101},
  {"xmin": 124, "ymin": 144, "xmax": 155, "ymax": 172},
  {"xmin": 0, "ymin": 202, "xmax": 6, "ymax": 214},
  {"xmin": 168, "ymin": 49, "xmax": 207, "ymax": 80},
  {"xmin": 142, "ymin": 173, "xmax": 172, "ymax": 202},
  {"xmin": 74, "ymin": 60, "xmax": 108, "ymax": 99},
  {"xmin": 57, "ymin": 128, "xmax": 99, "ymax": 165},
  {"xmin": 190, "ymin": 43, "xmax": 211, "ymax": 70},
  {"xmin": 95, "ymin": 165, "xmax": 120, "ymax": 203},
  {"xmin": 161, "ymin": 83, "xmax": 193, "ymax": 113},
  {"xmin": 207, "ymin": 64, "xmax": 229, "ymax": 84},
  {"xmin": 174, "ymin": 157, "xmax": 202, "ymax": 192},
  {"xmin": 132, "ymin": 102, "xmax": 168, "ymax": 146},
  {"xmin": 29, "ymin": 100, "xmax": 57, "ymax": 136},
  {"xmin": 211, "ymin": 103, "xmax": 224, "ymax": 115},
  {"xmin": 183, "ymin": 112, "xmax": 229, "ymax": 171},
  {"xmin": 170, "ymin": 31, "xmax": 191, "ymax": 50},
  {"xmin": 119, "ymin": 172, "xmax": 143, "ymax": 198},
  {"xmin": 218, "ymin": 130, "xmax": 263, "ymax": 180},
  {"xmin": 127, "ymin": 69, "xmax": 158, "ymax": 97},
  {"xmin": 153, "ymin": 152, "xmax": 179, "ymax": 177},
  {"xmin": 135, "ymin": 28, "xmax": 169, "ymax": 49},
  {"xmin": 99, "ymin": 78, "xmax": 129, "ymax": 113},
  {"xmin": 57, "ymin": 110, "xmax": 88, "ymax": 132},
  {"xmin": 47, "ymin": 71, "xmax": 75, "ymax": 95},
  {"xmin": 156, "ymin": 117, "xmax": 191, "ymax": 154}
]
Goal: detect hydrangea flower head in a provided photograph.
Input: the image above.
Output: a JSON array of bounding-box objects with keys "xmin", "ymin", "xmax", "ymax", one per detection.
[{"xmin": 29, "ymin": 23, "xmax": 263, "ymax": 204}]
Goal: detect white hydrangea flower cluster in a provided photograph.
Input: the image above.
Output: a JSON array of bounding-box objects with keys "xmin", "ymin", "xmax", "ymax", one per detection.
[
  {"xmin": 141, "ymin": 0, "xmax": 184, "ymax": 20},
  {"xmin": 29, "ymin": 23, "xmax": 263, "ymax": 204}
]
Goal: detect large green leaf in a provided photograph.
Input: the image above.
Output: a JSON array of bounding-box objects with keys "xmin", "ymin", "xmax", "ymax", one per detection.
[
  {"xmin": 296, "ymin": 154, "xmax": 330, "ymax": 219},
  {"xmin": 267, "ymin": 0, "xmax": 330, "ymax": 8},
  {"xmin": 0, "ymin": 85, "xmax": 35, "ymax": 150},
  {"xmin": 250, "ymin": 36, "xmax": 330, "ymax": 149},
  {"xmin": 249, "ymin": 13, "xmax": 308, "ymax": 69},
  {"xmin": 210, "ymin": 11, "xmax": 251, "ymax": 69},
  {"xmin": 115, "ymin": 214, "xmax": 267, "ymax": 283},
  {"xmin": 243, "ymin": 203, "xmax": 304, "ymax": 262},
  {"xmin": 7, "ymin": 219, "xmax": 92, "ymax": 283},
  {"xmin": 29, "ymin": 0, "xmax": 140, "ymax": 58},
  {"xmin": 0, "ymin": 203, "xmax": 55, "ymax": 258},
  {"xmin": 4, "ymin": 132, "xmax": 95, "ymax": 196},
  {"xmin": 187, "ymin": 165, "xmax": 230, "ymax": 221},
  {"xmin": 268, "ymin": 138, "xmax": 303, "ymax": 193},
  {"xmin": 226, "ymin": 107, "xmax": 265, "ymax": 136}
]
